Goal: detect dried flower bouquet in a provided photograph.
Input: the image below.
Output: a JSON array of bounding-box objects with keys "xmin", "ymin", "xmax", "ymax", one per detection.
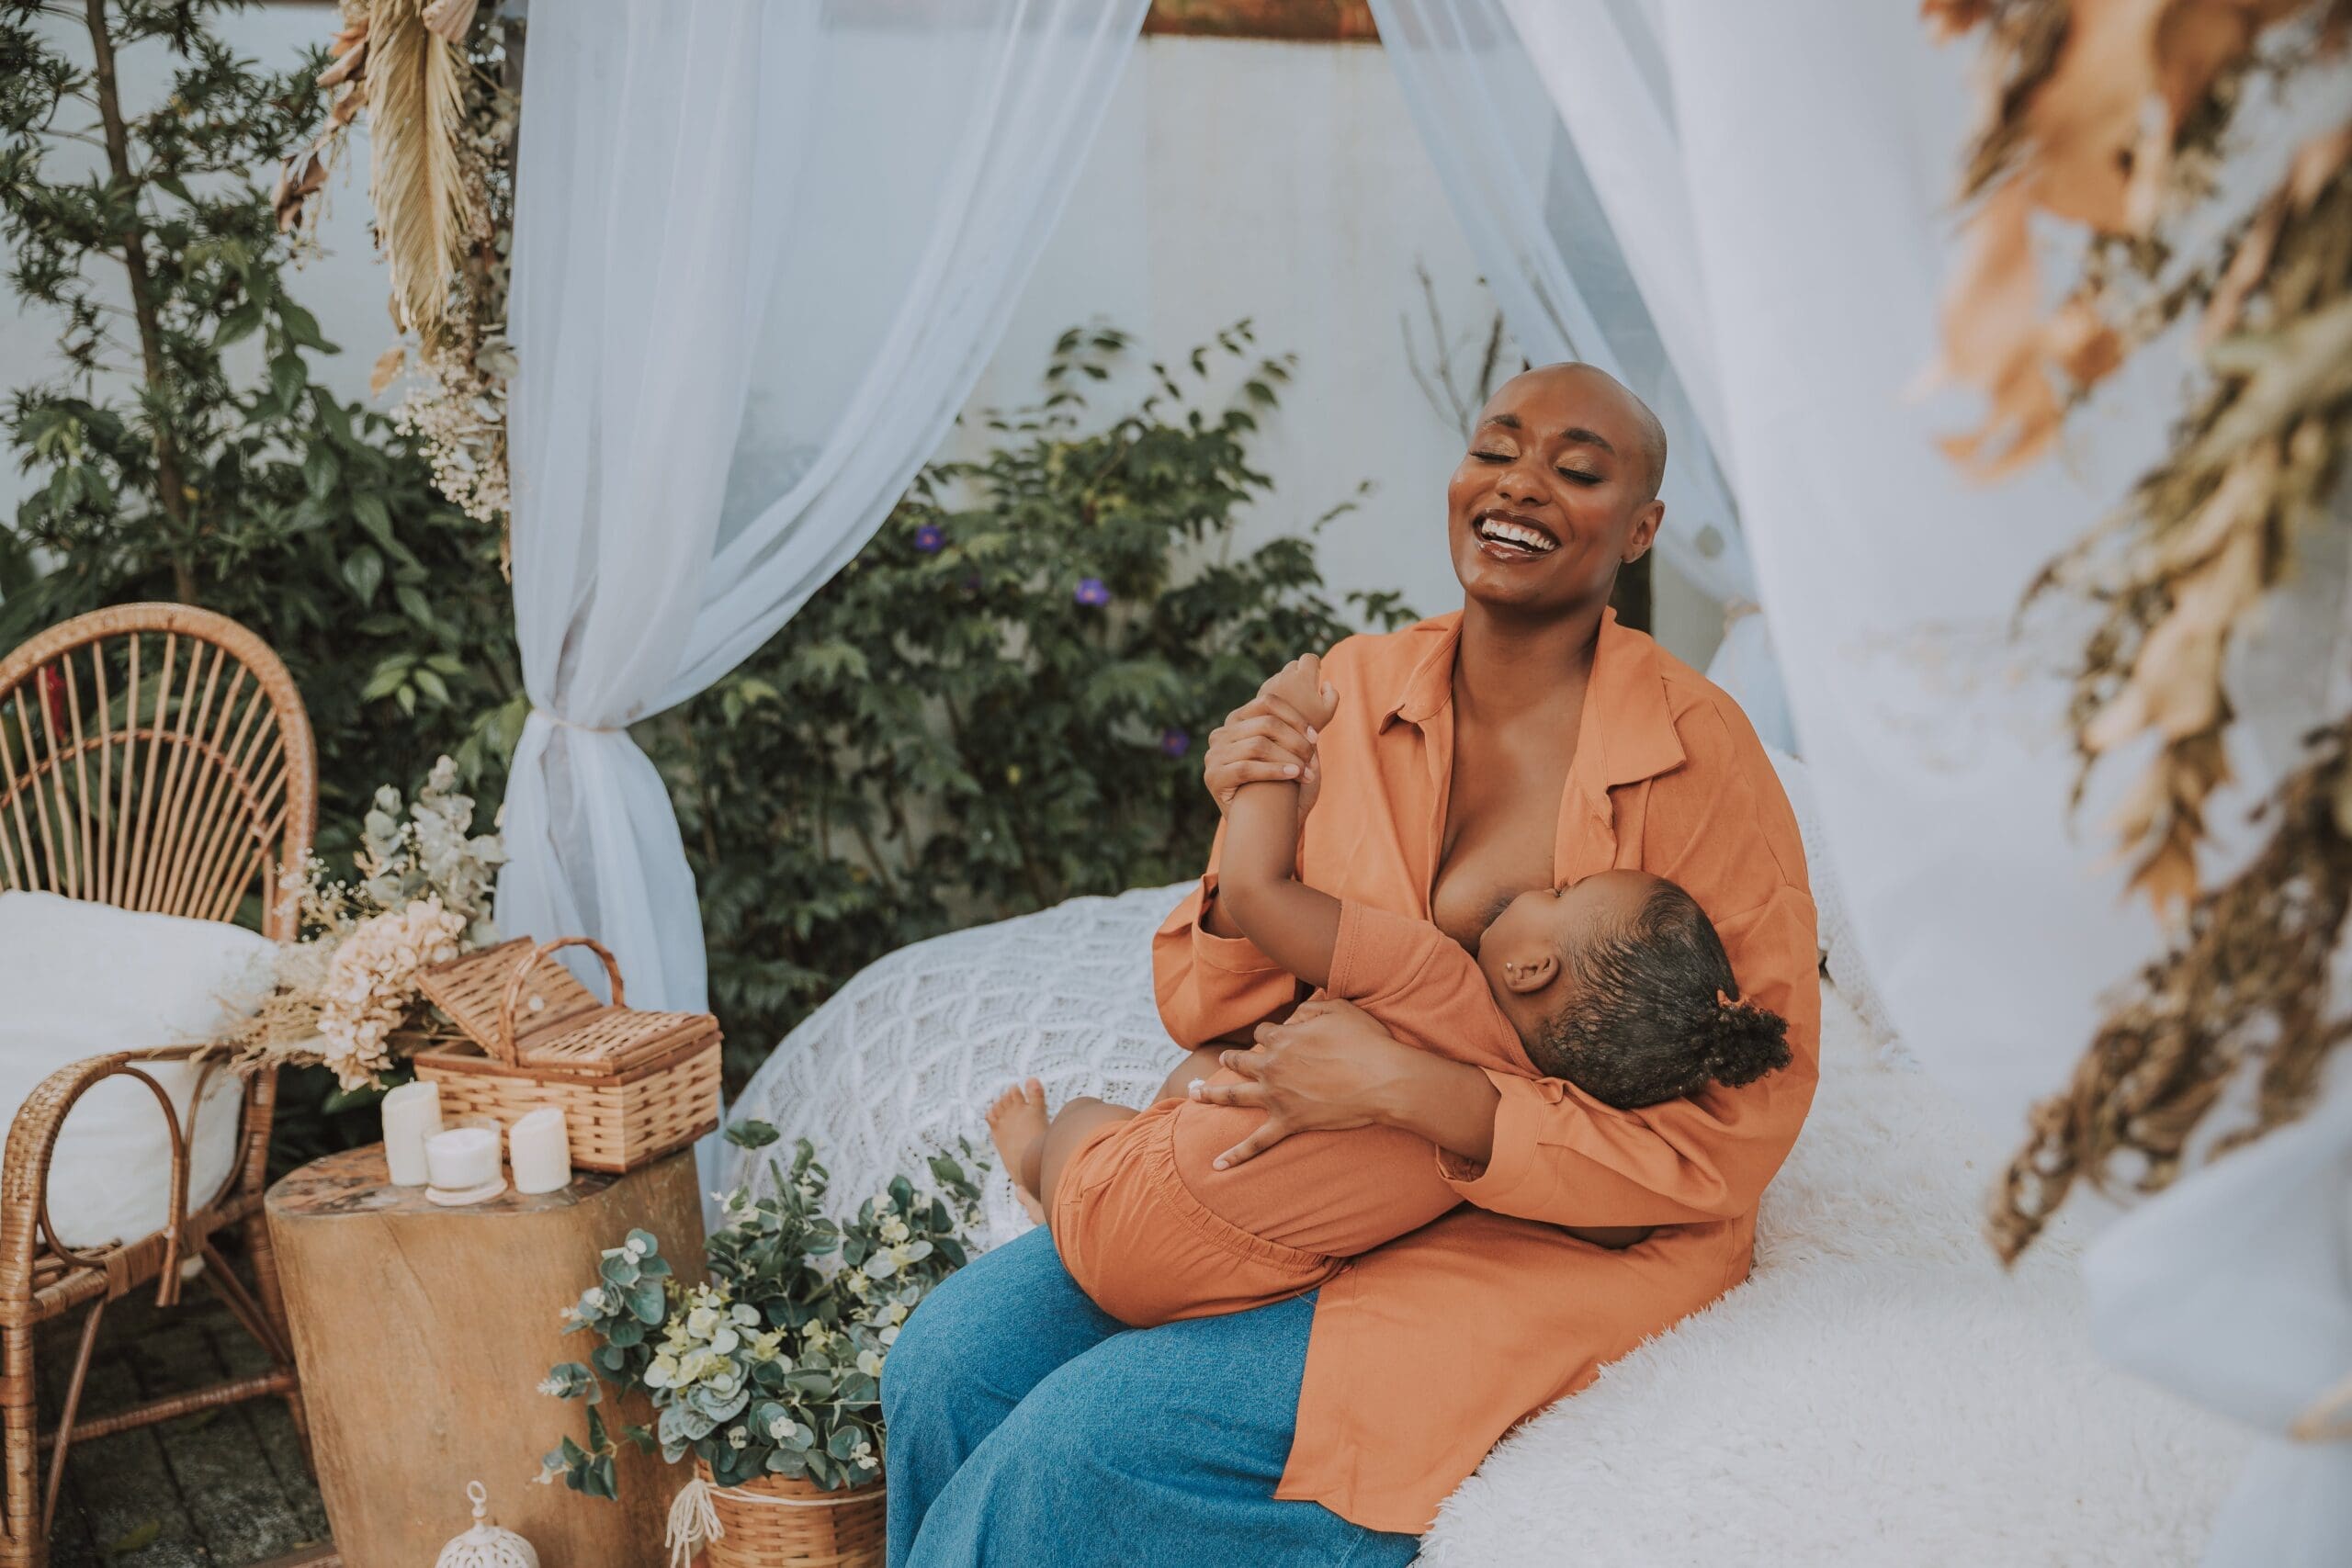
[{"xmin": 222, "ymin": 755, "xmax": 506, "ymax": 1089}]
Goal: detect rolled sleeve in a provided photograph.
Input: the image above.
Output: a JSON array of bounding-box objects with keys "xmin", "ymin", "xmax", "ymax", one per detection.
[
  {"xmin": 1434, "ymin": 1069, "xmax": 1560, "ymax": 1204},
  {"xmin": 1152, "ymin": 872, "xmax": 1299, "ymax": 1047},
  {"xmin": 1190, "ymin": 873, "xmax": 1283, "ymax": 976}
]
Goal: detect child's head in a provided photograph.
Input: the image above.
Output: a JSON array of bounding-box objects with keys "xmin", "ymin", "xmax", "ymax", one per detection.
[{"xmin": 1476, "ymin": 869, "xmax": 1792, "ymax": 1110}]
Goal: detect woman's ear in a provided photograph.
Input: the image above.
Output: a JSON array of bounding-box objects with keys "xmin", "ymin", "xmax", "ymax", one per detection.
[
  {"xmin": 1623, "ymin": 498, "xmax": 1665, "ymax": 563},
  {"xmin": 1501, "ymin": 952, "xmax": 1560, "ymax": 996}
]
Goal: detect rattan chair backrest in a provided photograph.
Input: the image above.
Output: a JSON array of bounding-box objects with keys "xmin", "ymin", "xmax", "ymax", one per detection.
[{"xmin": 0, "ymin": 604, "xmax": 317, "ymax": 939}]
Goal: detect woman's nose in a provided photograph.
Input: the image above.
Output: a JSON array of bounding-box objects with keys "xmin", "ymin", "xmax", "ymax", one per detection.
[{"xmin": 1496, "ymin": 468, "xmax": 1545, "ymax": 506}]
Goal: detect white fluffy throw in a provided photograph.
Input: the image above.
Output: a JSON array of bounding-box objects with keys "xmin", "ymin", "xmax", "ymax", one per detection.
[
  {"xmin": 728, "ymin": 887, "xmax": 2246, "ymax": 1565},
  {"xmin": 1417, "ymin": 986, "xmax": 2245, "ymax": 1567}
]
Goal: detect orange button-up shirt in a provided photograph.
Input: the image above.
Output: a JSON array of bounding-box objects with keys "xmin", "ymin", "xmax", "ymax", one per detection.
[{"xmin": 1152, "ymin": 608, "xmax": 1820, "ymax": 1534}]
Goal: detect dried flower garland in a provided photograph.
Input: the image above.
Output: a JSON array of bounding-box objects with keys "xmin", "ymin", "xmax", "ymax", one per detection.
[
  {"xmin": 277, "ymin": 0, "xmax": 521, "ymax": 543},
  {"xmin": 1989, "ymin": 715, "xmax": 2352, "ymax": 1259},
  {"xmin": 1924, "ymin": 0, "xmax": 2352, "ymax": 1258}
]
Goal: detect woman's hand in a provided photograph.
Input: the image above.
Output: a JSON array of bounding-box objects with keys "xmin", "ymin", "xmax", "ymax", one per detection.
[
  {"xmin": 1202, "ymin": 658, "xmax": 1334, "ymax": 828},
  {"xmin": 1190, "ymin": 998, "xmax": 1500, "ymax": 1169}
]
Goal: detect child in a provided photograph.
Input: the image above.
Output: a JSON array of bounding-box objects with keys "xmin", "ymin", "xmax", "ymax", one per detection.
[{"xmin": 987, "ymin": 654, "xmax": 1792, "ymax": 1327}]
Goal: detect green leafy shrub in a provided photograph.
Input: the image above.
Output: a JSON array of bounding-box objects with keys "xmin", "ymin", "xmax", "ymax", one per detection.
[
  {"xmin": 0, "ymin": 0, "xmax": 526, "ymax": 833},
  {"xmin": 657, "ymin": 325, "xmax": 1411, "ymax": 1079},
  {"xmin": 3, "ymin": 8, "xmax": 1408, "ymax": 1118},
  {"xmin": 0, "ymin": 1, "xmax": 524, "ymax": 1163}
]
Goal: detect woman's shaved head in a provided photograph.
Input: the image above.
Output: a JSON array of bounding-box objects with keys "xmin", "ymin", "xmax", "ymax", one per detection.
[
  {"xmin": 1513, "ymin": 363, "xmax": 1668, "ymax": 502},
  {"xmin": 1445, "ymin": 362, "xmax": 1668, "ymax": 617}
]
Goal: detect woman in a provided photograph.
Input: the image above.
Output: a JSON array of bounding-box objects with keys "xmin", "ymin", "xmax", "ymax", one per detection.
[{"xmin": 882, "ymin": 364, "xmax": 1820, "ymax": 1565}]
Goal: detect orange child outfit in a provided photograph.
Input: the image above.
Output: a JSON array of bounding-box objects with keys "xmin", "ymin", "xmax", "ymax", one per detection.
[
  {"xmin": 1150, "ymin": 608, "xmax": 1821, "ymax": 1536},
  {"xmin": 1050, "ymin": 898, "xmax": 1537, "ymax": 1329}
]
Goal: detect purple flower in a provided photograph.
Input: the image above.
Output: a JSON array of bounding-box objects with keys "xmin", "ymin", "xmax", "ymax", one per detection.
[
  {"xmin": 1074, "ymin": 577, "xmax": 1111, "ymax": 607},
  {"xmin": 1159, "ymin": 728, "xmax": 1190, "ymax": 759},
  {"xmin": 913, "ymin": 524, "xmax": 945, "ymax": 554}
]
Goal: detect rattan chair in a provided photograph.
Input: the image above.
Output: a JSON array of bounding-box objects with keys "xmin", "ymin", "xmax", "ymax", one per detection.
[{"xmin": 0, "ymin": 604, "xmax": 317, "ymax": 1565}]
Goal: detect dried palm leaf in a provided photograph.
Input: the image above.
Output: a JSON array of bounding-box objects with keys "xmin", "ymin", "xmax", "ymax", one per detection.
[
  {"xmin": 367, "ymin": 0, "xmax": 475, "ymax": 338},
  {"xmin": 423, "ymin": 0, "xmax": 481, "ymax": 44}
]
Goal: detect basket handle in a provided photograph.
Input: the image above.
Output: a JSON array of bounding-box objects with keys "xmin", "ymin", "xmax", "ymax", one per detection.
[{"xmin": 493, "ymin": 937, "xmax": 626, "ymax": 1064}]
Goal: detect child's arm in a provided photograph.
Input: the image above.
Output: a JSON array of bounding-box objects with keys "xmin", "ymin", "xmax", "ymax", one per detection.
[{"xmin": 1216, "ymin": 655, "xmax": 1343, "ymax": 988}]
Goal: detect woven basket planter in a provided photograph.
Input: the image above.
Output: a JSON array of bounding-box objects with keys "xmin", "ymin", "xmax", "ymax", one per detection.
[{"xmin": 695, "ymin": 1460, "xmax": 886, "ymax": 1568}]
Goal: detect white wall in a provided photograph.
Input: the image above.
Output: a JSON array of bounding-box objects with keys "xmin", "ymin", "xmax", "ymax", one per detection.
[
  {"xmin": 1, "ymin": 14, "xmax": 1724, "ymax": 665},
  {"xmin": 964, "ymin": 35, "xmax": 1722, "ymax": 663}
]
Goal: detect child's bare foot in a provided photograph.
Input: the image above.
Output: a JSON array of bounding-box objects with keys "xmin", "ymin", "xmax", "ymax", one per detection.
[{"xmin": 987, "ymin": 1078, "xmax": 1050, "ymax": 1224}]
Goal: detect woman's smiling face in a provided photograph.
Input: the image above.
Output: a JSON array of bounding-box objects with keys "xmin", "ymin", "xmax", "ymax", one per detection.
[{"xmin": 1445, "ymin": 365, "xmax": 1666, "ymax": 616}]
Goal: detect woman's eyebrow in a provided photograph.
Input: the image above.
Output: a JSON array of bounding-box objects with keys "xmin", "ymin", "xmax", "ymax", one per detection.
[{"xmin": 1557, "ymin": 427, "xmax": 1616, "ymax": 455}]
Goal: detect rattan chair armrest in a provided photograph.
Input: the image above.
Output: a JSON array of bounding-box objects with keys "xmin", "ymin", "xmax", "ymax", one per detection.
[
  {"xmin": 0, "ymin": 1048, "xmax": 230, "ymax": 1304},
  {"xmin": 76, "ymin": 1042, "xmax": 272, "ymax": 1219},
  {"xmin": 113, "ymin": 1043, "xmax": 269, "ymax": 1219}
]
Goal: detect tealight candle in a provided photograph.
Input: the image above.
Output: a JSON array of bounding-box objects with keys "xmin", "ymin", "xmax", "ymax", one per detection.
[
  {"xmin": 509, "ymin": 1107, "xmax": 571, "ymax": 1195},
  {"xmin": 380, "ymin": 1081, "xmax": 444, "ymax": 1187},
  {"xmin": 424, "ymin": 1125, "xmax": 500, "ymax": 1192}
]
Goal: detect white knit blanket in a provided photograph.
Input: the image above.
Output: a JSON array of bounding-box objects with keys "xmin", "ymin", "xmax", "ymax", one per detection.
[{"xmin": 727, "ymin": 886, "xmax": 2244, "ymax": 1564}]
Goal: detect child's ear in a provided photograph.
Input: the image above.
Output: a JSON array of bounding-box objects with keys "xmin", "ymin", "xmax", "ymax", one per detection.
[{"xmin": 1501, "ymin": 952, "xmax": 1559, "ymax": 995}]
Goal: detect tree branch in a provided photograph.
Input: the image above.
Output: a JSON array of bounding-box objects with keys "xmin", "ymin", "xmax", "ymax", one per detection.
[{"xmin": 82, "ymin": 0, "xmax": 197, "ymax": 605}]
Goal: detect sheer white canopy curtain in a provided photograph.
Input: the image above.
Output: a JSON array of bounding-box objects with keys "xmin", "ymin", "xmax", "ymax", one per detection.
[
  {"xmin": 1487, "ymin": 6, "xmax": 2346, "ymax": 1562},
  {"xmin": 495, "ymin": 0, "xmax": 1148, "ymax": 1027},
  {"xmin": 1369, "ymin": 0, "xmax": 1794, "ymax": 752}
]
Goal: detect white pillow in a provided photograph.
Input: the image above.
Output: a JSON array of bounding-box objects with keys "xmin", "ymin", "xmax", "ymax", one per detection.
[{"xmin": 0, "ymin": 891, "xmax": 263, "ymax": 1250}]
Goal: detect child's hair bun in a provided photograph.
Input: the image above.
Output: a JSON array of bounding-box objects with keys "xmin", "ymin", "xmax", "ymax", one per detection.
[{"xmin": 1702, "ymin": 995, "xmax": 1793, "ymax": 1089}]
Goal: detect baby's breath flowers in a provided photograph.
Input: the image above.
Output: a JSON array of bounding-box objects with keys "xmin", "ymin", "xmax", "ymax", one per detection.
[
  {"xmin": 540, "ymin": 1128, "xmax": 986, "ymax": 1499},
  {"xmin": 313, "ymin": 897, "xmax": 465, "ymax": 1088}
]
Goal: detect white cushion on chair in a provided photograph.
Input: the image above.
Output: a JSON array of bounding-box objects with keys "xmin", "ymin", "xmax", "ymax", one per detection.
[
  {"xmin": 730, "ymin": 887, "xmax": 2247, "ymax": 1563},
  {"xmin": 0, "ymin": 890, "xmax": 260, "ymax": 1251}
]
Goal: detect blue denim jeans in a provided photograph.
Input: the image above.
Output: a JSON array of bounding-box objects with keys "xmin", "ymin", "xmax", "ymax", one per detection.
[{"xmin": 882, "ymin": 1226, "xmax": 1422, "ymax": 1567}]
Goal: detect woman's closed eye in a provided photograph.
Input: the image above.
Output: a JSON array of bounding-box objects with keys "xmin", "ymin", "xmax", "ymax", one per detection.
[
  {"xmin": 1472, "ymin": 449, "xmax": 1512, "ymax": 463},
  {"xmin": 1555, "ymin": 468, "xmax": 1602, "ymax": 485}
]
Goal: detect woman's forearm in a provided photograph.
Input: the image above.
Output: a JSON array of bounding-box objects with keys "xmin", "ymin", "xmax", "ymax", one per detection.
[{"xmin": 1371, "ymin": 1050, "xmax": 1501, "ymax": 1168}]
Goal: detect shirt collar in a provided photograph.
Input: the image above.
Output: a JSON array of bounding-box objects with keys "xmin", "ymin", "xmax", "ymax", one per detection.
[{"xmin": 1376, "ymin": 606, "xmax": 1686, "ymax": 788}]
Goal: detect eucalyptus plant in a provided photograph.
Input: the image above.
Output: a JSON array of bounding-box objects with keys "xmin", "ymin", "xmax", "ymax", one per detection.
[{"xmin": 542, "ymin": 1123, "xmax": 984, "ymax": 1496}]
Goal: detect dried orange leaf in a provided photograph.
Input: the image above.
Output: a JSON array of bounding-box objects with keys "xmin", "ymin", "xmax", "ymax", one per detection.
[{"xmin": 371, "ymin": 344, "xmax": 407, "ymax": 398}]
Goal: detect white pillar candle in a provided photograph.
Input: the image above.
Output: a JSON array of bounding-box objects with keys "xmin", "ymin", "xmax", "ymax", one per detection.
[
  {"xmin": 424, "ymin": 1125, "xmax": 501, "ymax": 1191},
  {"xmin": 380, "ymin": 1080, "xmax": 444, "ymax": 1187},
  {"xmin": 509, "ymin": 1107, "xmax": 571, "ymax": 1195}
]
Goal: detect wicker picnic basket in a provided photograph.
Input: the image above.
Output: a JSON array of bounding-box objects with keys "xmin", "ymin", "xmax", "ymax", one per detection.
[
  {"xmin": 409, "ymin": 936, "xmax": 721, "ymax": 1173},
  {"xmin": 693, "ymin": 1460, "xmax": 885, "ymax": 1568}
]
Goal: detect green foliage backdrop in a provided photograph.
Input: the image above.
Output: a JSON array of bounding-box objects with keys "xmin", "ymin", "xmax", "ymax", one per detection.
[{"xmin": 663, "ymin": 326, "xmax": 1408, "ymax": 1074}]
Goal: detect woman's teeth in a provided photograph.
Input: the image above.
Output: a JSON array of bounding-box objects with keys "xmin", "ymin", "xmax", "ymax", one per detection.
[{"xmin": 1476, "ymin": 518, "xmax": 1557, "ymax": 554}]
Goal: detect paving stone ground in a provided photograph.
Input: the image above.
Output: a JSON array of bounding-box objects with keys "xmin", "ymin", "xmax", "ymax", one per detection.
[{"xmin": 39, "ymin": 1275, "xmax": 327, "ymax": 1567}]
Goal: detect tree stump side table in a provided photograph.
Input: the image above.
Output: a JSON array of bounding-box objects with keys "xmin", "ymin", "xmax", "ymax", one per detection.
[{"xmin": 266, "ymin": 1145, "xmax": 706, "ymax": 1566}]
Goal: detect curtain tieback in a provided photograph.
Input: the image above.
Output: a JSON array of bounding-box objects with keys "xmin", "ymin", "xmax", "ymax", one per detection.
[{"xmin": 536, "ymin": 705, "xmax": 622, "ymax": 736}]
